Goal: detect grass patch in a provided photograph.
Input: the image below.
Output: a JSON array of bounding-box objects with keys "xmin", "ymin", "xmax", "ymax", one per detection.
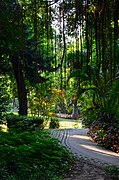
[
  {"xmin": 58, "ymin": 118, "xmax": 82, "ymax": 129},
  {"xmin": 45, "ymin": 118, "xmax": 82, "ymax": 129}
]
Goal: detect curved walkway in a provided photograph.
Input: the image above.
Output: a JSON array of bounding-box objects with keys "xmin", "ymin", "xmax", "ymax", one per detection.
[{"xmin": 50, "ymin": 128, "xmax": 119, "ymax": 167}]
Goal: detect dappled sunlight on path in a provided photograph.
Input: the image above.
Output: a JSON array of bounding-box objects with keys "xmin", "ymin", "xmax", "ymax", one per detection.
[{"xmin": 50, "ymin": 127, "xmax": 119, "ymax": 167}]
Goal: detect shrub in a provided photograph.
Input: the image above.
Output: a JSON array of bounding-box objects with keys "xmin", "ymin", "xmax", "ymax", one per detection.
[
  {"xmin": 6, "ymin": 114, "xmax": 45, "ymax": 131},
  {"xmin": 0, "ymin": 130, "xmax": 73, "ymax": 179},
  {"xmin": 82, "ymin": 107, "xmax": 99, "ymax": 128},
  {"xmin": 49, "ymin": 117, "xmax": 60, "ymax": 129},
  {"xmin": 89, "ymin": 120, "xmax": 119, "ymax": 153}
]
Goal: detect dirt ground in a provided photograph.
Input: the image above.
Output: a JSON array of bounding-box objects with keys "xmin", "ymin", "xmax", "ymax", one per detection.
[{"xmin": 63, "ymin": 158, "xmax": 116, "ymax": 180}]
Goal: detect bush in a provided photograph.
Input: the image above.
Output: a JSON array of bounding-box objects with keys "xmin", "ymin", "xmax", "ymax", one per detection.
[
  {"xmin": 0, "ymin": 130, "xmax": 73, "ymax": 179},
  {"xmin": 49, "ymin": 117, "xmax": 60, "ymax": 129},
  {"xmin": 82, "ymin": 107, "xmax": 99, "ymax": 128},
  {"xmin": 6, "ymin": 114, "xmax": 45, "ymax": 131},
  {"xmin": 89, "ymin": 120, "xmax": 119, "ymax": 153}
]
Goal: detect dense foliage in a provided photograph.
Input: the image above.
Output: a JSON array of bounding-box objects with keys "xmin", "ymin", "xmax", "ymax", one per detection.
[
  {"xmin": 82, "ymin": 78, "xmax": 119, "ymax": 153},
  {"xmin": 6, "ymin": 114, "xmax": 45, "ymax": 131},
  {"xmin": 0, "ymin": 77, "xmax": 10, "ymax": 123},
  {"xmin": 0, "ymin": 1, "xmax": 119, "ymax": 175},
  {"xmin": 49, "ymin": 117, "xmax": 60, "ymax": 129},
  {"xmin": 0, "ymin": 130, "xmax": 73, "ymax": 179},
  {"xmin": 88, "ymin": 120, "xmax": 119, "ymax": 153},
  {"xmin": 0, "ymin": 0, "xmax": 119, "ymax": 117}
]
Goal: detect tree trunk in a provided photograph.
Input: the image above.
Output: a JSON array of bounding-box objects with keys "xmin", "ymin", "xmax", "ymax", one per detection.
[
  {"xmin": 11, "ymin": 53, "xmax": 27, "ymax": 115},
  {"xmin": 72, "ymin": 100, "xmax": 79, "ymax": 120}
]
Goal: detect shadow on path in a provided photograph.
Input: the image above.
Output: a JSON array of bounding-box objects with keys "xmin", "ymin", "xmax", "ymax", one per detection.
[{"xmin": 50, "ymin": 128, "xmax": 119, "ymax": 167}]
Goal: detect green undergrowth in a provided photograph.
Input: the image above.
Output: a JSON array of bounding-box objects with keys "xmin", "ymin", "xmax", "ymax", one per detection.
[
  {"xmin": 5, "ymin": 114, "xmax": 62, "ymax": 130},
  {"xmin": 5, "ymin": 114, "xmax": 46, "ymax": 131},
  {"xmin": 0, "ymin": 129, "xmax": 74, "ymax": 179},
  {"xmin": 49, "ymin": 118, "xmax": 60, "ymax": 129},
  {"xmin": 105, "ymin": 165, "xmax": 119, "ymax": 179}
]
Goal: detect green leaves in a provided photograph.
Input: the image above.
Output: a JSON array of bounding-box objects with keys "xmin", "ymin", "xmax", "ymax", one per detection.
[
  {"xmin": 0, "ymin": 130, "xmax": 73, "ymax": 179},
  {"xmin": 49, "ymin": 117, "xmax": 60, "ymax": 129},
  {"xmin": 6, "ymin": 114, "xmax": 45, "ymax": 131}
]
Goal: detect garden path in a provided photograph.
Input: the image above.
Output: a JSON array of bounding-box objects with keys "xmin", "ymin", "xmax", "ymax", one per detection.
[{"xmin": 50, "ymin": 128, "xmax": 119, "ymax": 167}]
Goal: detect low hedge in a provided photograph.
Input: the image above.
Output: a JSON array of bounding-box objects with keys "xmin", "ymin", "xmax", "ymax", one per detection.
[{"xmin": 6, "ymin": 114, "xmax": 45, "ymax": 131}]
